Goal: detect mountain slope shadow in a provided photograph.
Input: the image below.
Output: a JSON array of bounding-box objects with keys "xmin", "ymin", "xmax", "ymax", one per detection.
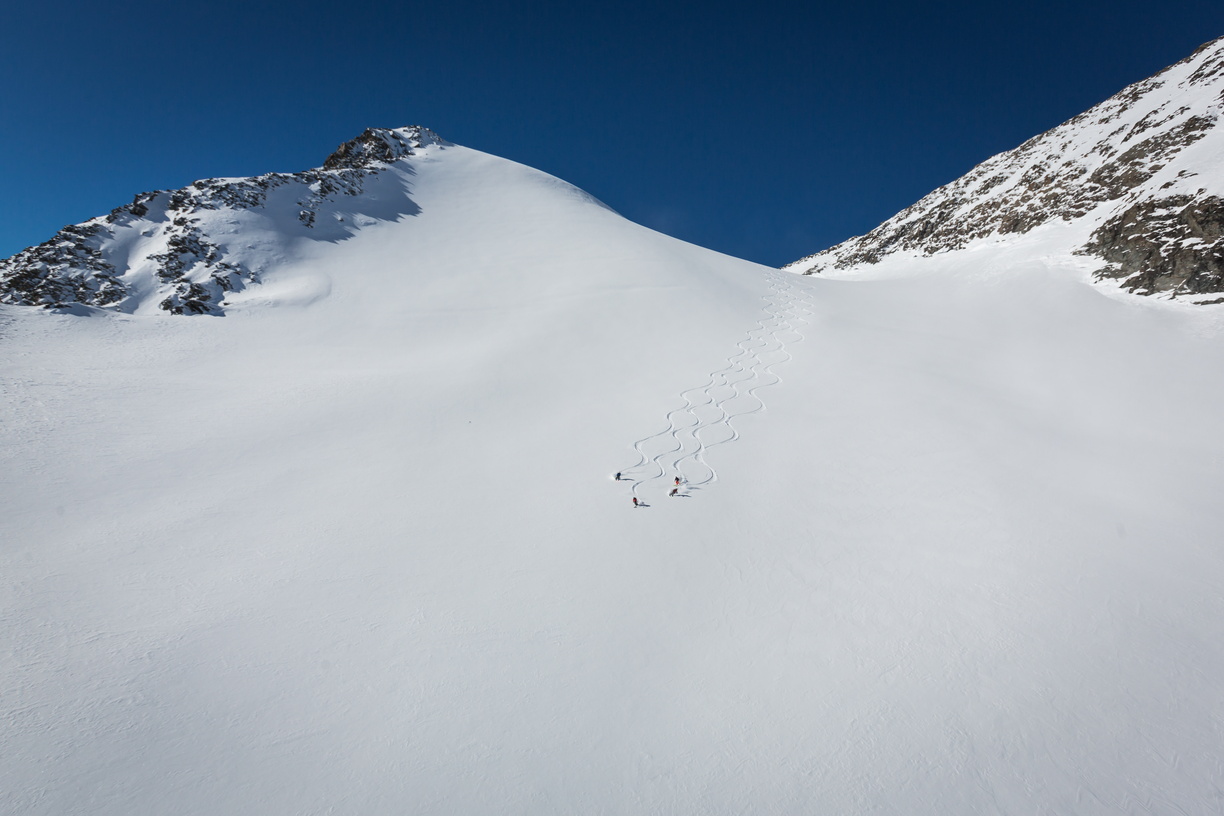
[{"xmin": 0, "ymin": 126, "xmax": 441, "ymax": 316}]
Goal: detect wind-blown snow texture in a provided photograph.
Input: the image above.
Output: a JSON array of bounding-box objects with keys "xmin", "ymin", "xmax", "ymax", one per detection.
[{"xmin": 788, "ymin": 36, "xmax": 1224, "ymax": 302}]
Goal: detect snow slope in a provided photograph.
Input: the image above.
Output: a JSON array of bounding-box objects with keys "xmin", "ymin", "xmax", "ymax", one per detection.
[
  {"xmin": 788, "ymin": 36, "xmax": 1224, "ymax": 301},
  {"xmin": 0, "ymin": 127, "xmax": 449, "ymax": 315},
  {"xmin": 4, "ymin": 140, "xmax": 1224, "ymax": 814}
]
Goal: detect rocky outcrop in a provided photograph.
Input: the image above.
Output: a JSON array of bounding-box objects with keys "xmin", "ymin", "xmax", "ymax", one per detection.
[
  {"xmin": 323, "ymin": 126, "xmax": 447, "ymax": 170},
  {"xmin": 786, "ymin": 37, "xmax": 1224, "ymax": 302},
  {"xmin": 1085, "ymin": 194, "xmax": 1224, "ymax": 298},
  {"xmin": 0, "ymin": 223, "xmax": 125, "ymax": 308},
  {"xmin": 0, "ymin": 126, "xmax": 447, "ymax": 315}
]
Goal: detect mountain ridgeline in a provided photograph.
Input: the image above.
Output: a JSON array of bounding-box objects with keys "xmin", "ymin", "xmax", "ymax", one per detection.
[
  {"xmin": 4, "ymin": 38, "xmax": 1224, "ymax": 316},
  {"xmin": 787, "ymin": 36, "xmax": 1224, "ymax": 303},
  {"xmin": 0, "ymin": 127, "xmax": 448, "ymax": 315}
]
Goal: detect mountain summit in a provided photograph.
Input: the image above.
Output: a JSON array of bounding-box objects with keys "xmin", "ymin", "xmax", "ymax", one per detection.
[
  {"xmin": 787, "ymin": 37, "xmax": 1224, "ymax": 303},
  {"xmin": 0, "ymin": 126, "xmax": 448, "ymax": 315}
]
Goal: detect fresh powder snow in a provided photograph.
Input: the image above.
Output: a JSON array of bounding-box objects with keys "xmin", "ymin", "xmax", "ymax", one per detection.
[{"xmin": 4, "ymin": 137, "xmax": 1224, "ymax": 815}]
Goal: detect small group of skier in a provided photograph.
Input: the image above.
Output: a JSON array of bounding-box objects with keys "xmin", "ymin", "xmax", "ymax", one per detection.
[{"xmin": 621, "ymin": 473, "xmax": 685, "ymax": 506}]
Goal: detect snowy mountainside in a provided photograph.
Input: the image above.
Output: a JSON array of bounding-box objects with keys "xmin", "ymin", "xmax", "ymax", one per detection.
[
  {"xmin": 0, "ymin": 126, "xmax": 449, "ymax": 315},
  {"xmin": 4, "ymin": 123, "xmax": 1224, "ymax": 815},
  {"xmin": 787, "ymin": 36, "xmax": 1224, "ymax": 302}
]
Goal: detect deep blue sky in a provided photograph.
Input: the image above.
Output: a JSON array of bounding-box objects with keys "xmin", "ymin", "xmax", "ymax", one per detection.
[{"xmin": 2, "ymin": 0, "xmax": 1221, "ymax": 266}]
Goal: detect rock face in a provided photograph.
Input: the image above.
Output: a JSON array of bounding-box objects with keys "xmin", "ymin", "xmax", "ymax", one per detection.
[
  {"xmin": 786, "ymin": 37, "xmax": 1224, "ymax": 302},
  {"xmin": 0, "ymin": 126, "xmax": 448, "ymax": 315}
]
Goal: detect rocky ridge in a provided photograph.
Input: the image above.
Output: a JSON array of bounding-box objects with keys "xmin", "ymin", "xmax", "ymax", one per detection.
[
  {"xmin": 0, "ymin": 126, "xmax": 448, "ymax": 315},
  {"xmin": 786, "ymin": 37, "xmax": 1224, "ymax": 302}
]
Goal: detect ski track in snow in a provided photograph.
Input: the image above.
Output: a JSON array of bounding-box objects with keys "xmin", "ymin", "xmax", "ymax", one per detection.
[{"xmin": 623, "ymin": 270, "xmax": 814, "ymax": 500}]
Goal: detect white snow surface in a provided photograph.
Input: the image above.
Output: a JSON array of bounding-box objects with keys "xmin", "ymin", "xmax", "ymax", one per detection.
[
  {"xmin": 786, "ymin": 35, "xmax": 1224, "ymax": 302},
  {"xmin": 4, "ymin": 143, "xmax": 1224, "ymax": 814}
]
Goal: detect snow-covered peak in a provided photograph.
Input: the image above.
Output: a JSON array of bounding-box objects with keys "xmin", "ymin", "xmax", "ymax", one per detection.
[
  {"xmin": 787, "ymin": 36, "xmax": 1224, "ymax": 302},
  {"xmin": 322, "ymin": 126, "xmax": 451, "ymax": 170},
  {"xmin": 0, "ymin": 125, "xmax": 452, "ymax": 315}
]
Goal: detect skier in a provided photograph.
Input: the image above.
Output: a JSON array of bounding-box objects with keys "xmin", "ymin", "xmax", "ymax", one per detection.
[
  {"xmin": 669, "ymin": 487, "xmax": 679, "ymax": 497},
  {"xmin": 674, "ymin": 477, "xmax": 681, "ymax": 486},
  {"xmin": 615, "ymin": 472, "xmax": 622, "ymax": 481},
  {"xmin": 632, "ymin": 497, "xmax": 639, "ymax": 508}
]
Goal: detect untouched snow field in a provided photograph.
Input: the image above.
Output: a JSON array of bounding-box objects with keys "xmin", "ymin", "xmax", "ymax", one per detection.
[{"xmin": 4, "ymin": 143, "xmax": 1224, "ymax": 814}]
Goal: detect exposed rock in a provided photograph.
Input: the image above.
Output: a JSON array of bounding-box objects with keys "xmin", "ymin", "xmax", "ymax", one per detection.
[
  {"xmin": 1085, "ymin": 194, "xmax": 1224, "ymax": 295},
  {"xmin": 0, "ymin": 126, "xmax": 446, "ymax": 315},
  {"xmin": 0, "ymin": 223, "xmax": 124, "ymax": 309},
  {"xmin": 786, "ymin": 37, "xmax": 1224, "ymax": 302},
  {"xmin": 323, "ymin": 126, "xmax": 448, "ymax": 170}
]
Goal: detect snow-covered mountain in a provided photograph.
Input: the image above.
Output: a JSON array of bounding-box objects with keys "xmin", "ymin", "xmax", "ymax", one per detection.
[
  {"xmin": 5, "ymin": 115, "xmax": 1224, "ymax": 812},
  {"xmin": 0, "ymin": 126, "xmax": 450, "ymax": 314},
  {"xmin": 787, "ymin": 36, "xmax": 1224, "ymax": 302}
]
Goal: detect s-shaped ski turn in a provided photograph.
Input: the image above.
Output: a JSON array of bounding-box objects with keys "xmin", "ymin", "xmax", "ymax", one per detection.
[{"xmin": 618, "ymin": 269, "xmax": 815, "ymax": 505}]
